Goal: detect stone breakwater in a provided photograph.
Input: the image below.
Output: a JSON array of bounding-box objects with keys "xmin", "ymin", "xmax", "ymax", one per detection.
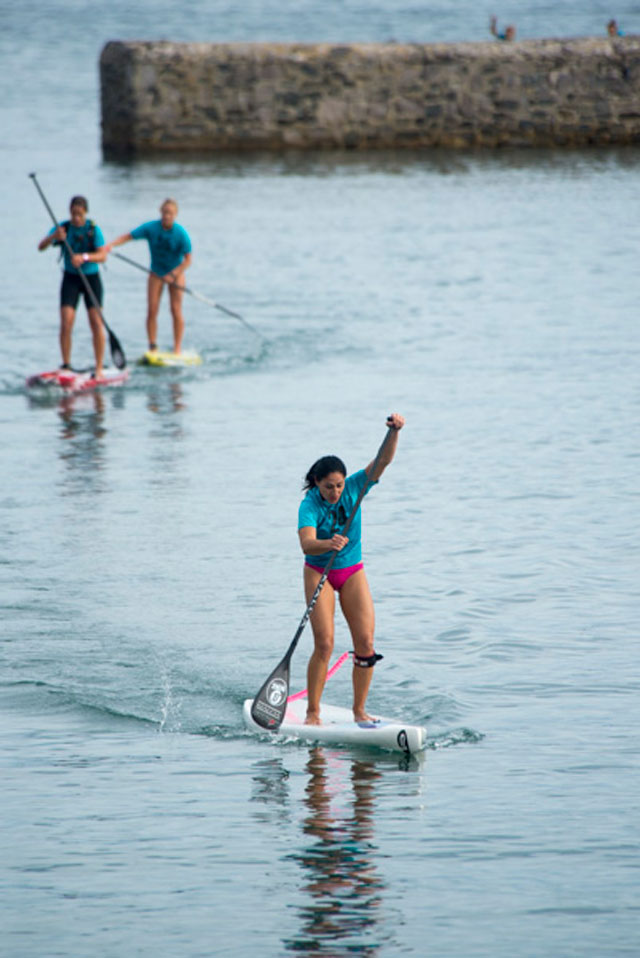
[{"xmin": 100, "ymin": 38, "xmax": 640, "ymax": 154}]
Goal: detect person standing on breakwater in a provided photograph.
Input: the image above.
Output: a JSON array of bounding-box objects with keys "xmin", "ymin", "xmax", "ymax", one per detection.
[
  {"xmin": 106, "ymin": 199, "xmax": 192, "ymax": 354},
  {"xmin": 37, "ymin": 195, "xmax": 108, "ymax": 376},
  {"xmin": 298, "ymin": 413, "xmax": 405, "ymax": 726},
  {"xmin": 490, "ymin": 15, "xmax": 516, "ymax": 40},
  {"xmin": 607, "ymin": 19, "xmax": 625, "ymax": 36}
]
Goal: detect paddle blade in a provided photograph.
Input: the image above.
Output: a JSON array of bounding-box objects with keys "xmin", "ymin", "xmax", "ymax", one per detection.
[
  {"xmin": 250, "ymin": 653, "xmax": 292, "ymax": 730},
  {"xmin": 108, "ymin": 330, "xmax": 126, "ymax": 369}
]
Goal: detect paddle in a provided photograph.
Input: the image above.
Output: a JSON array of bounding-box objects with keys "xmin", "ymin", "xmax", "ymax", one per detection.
[
  {"xmin": 111, "ymin": 250, "xmax": 263, "ymax": 340},
  {"xmin": 29, "ymin": 174, "xmax": 127, "ymax": 370},
  {"xmin": 250, "ymin": 423, "xmax": 396, "ymax": 731}
]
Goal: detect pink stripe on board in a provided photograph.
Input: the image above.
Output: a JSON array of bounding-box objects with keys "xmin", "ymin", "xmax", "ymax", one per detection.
[{"xmin": 287, "ymin": 651, "xmax": 350, "ymax": 701}]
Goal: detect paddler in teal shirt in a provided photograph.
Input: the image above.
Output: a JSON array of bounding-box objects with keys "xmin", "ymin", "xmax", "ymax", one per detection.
[
  {"xmin": 37, "ymin": 195, "xmax": 108, "ymax": 377},
  {"xmin": 298, "ymin": 413, "xmax": 406, "ymax": 727},
  {"xmin": 106, "ymin": 198, "xmax": 192, "ymax": 355}
]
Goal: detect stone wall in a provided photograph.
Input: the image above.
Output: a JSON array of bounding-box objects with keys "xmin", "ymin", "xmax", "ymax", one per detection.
[{"xmin": 100, "ymin": 39, "xmax": 640, "ymax": 155}]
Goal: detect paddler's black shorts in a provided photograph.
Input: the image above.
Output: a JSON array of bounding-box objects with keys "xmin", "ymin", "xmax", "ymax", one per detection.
[{"xmin": 60, "ymin": 271, "xmax": 103, "ymax": 310}]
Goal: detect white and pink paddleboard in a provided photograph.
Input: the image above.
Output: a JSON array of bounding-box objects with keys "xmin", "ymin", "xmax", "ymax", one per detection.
[
  {"xmin": 26, "ymin": 367, "xmax": 130, "ymax": 393},
  {"xmin": 243, "ymin": 698, "xmax": 427, "ymax": 755},
  {"xmin": 243, "ymin": 654, "xmax": 427, "ymax": 755}
]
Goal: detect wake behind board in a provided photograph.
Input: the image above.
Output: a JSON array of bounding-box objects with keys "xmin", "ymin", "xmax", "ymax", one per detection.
[
  {"xmin": 138, "ymin": 349, "xmax": 202, "ymax": 367},
  {"xmin": 26, "ymin": 367, "xmax": 130, "ymax": 393},
  {"xmin": 243, "ymin": 697, "xmax": 427, "ymax": 755}
]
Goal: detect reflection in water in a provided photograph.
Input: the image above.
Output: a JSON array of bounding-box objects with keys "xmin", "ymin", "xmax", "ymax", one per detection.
[
  {"xmin": 252, "ymin": 748, "xmax": 423, "ymax": 955},
  {"xmin": 251, "ymin": 759, "xmax": 291, "ymax": 825},
  {"xmin": 56, "ymin": 391, "xmax": 107, "ymax": 488},
  {"xmin": 286, "ymin": 748, "xmax": 384, "ymax": 956},
  {"xmin": 146, "ymin": 380, "xmax": 186, "ymax": 444},
  {"xmin": 146, "ymin": 380, "xmax": 186, "ymax": 417},
  {"xmin": 104, "ymin": 144, "xmax": 628, "ymax": 181}
]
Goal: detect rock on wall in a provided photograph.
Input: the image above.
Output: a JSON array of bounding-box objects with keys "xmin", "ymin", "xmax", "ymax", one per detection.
[{"xmin": 100, "ymin": 39, "xmax": 640, "ymax": 155}]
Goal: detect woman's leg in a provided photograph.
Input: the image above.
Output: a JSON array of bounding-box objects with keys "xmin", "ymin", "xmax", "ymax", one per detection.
[
  {"xmin": 304, "ymin": 564, "xmax": 336, "ymax": 725},
  {"xmin": 87, "ymin": 307, "xmax": 106, "ymax": 377},
  {"xmin": 168, "ymin": 283, "xmax": 185, "ymax": 354},
  {"xmin": 59, "ymin": 305, "xmax": 75, "ymax": 367},
  {"xmin": 146, "ymin": 274, "xmax": 164, "ymax": 349},
  {"xmin": 339, "ymin": 569, "xmax": 376, "ymax": 722}
]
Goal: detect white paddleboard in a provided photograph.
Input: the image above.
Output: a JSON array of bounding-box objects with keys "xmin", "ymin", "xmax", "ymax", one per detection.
[{"xmin": 243, "ymin": 697, "xmax": 427, "ymax": 755}]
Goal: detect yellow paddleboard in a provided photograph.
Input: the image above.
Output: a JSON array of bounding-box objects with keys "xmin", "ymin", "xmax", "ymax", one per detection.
[{"xmin": 138, "ymin": 350, "xmax": 202, "ymax": 367}]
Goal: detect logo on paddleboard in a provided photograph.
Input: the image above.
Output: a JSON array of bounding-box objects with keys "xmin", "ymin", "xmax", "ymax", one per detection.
[{"xmin": 267, "ymin": 678, "xmax": 287, "ymax": 707}]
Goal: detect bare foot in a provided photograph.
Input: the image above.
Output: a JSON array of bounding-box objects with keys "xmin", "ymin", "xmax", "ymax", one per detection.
[
  {"xmin": 354, "ymin": 711, "xmax": 378, "ymax": 724},
  {"xmin": 305, "ymin": 710, "xmax": 322, "ymax": 726}
]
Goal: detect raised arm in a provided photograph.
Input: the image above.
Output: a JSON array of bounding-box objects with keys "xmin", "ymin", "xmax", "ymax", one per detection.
[{"xmin": 365, "ymin": 412, "xmax": 405, "ymax": 481}]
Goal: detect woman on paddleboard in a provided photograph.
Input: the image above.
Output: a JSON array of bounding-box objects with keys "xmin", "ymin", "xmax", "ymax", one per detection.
[
  {"xmin": 106, "ymin": 199, "xmax": 192, "ymax": 355},
  {"xmin": 37, "ymin": 195, "xmax": 108, "ymax": 378},
  {"xmin": 298, "ymin": 413, "xmax": 405, "ymax": 726}
]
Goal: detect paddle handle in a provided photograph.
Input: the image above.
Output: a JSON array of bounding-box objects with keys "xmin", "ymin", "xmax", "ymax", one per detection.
[{"xmin": 30, "ymin": 173, "xmax": 61, "ymax": 230}]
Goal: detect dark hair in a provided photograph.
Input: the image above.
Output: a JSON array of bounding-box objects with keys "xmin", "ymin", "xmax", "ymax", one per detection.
[
  {"xmin": 69, "ymin": 195, "xmax": 88, "ymax": 212},
  {"xmin": 303, "ymin": 455, "xmax": 347, "ymax": 491}
]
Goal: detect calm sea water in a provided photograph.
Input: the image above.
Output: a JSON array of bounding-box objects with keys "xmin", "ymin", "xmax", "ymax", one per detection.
[{"xmin": 1, "ymin": 2, "xmax": 639, "ymax": 957}]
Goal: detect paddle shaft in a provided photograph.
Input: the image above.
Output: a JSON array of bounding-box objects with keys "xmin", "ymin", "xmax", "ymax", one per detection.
[
  {"xmin": 30, "ymin": 174, "xmax": 126, "ymax": 369},
  {"xmin": 112, "ymin": 250, "xmax": 262, "ymax": 338}
]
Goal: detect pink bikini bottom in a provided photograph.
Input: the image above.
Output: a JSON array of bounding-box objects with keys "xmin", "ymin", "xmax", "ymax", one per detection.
[{"xmin": 305, "ymin": 561, "xmax": 364, "ymax": 591}]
